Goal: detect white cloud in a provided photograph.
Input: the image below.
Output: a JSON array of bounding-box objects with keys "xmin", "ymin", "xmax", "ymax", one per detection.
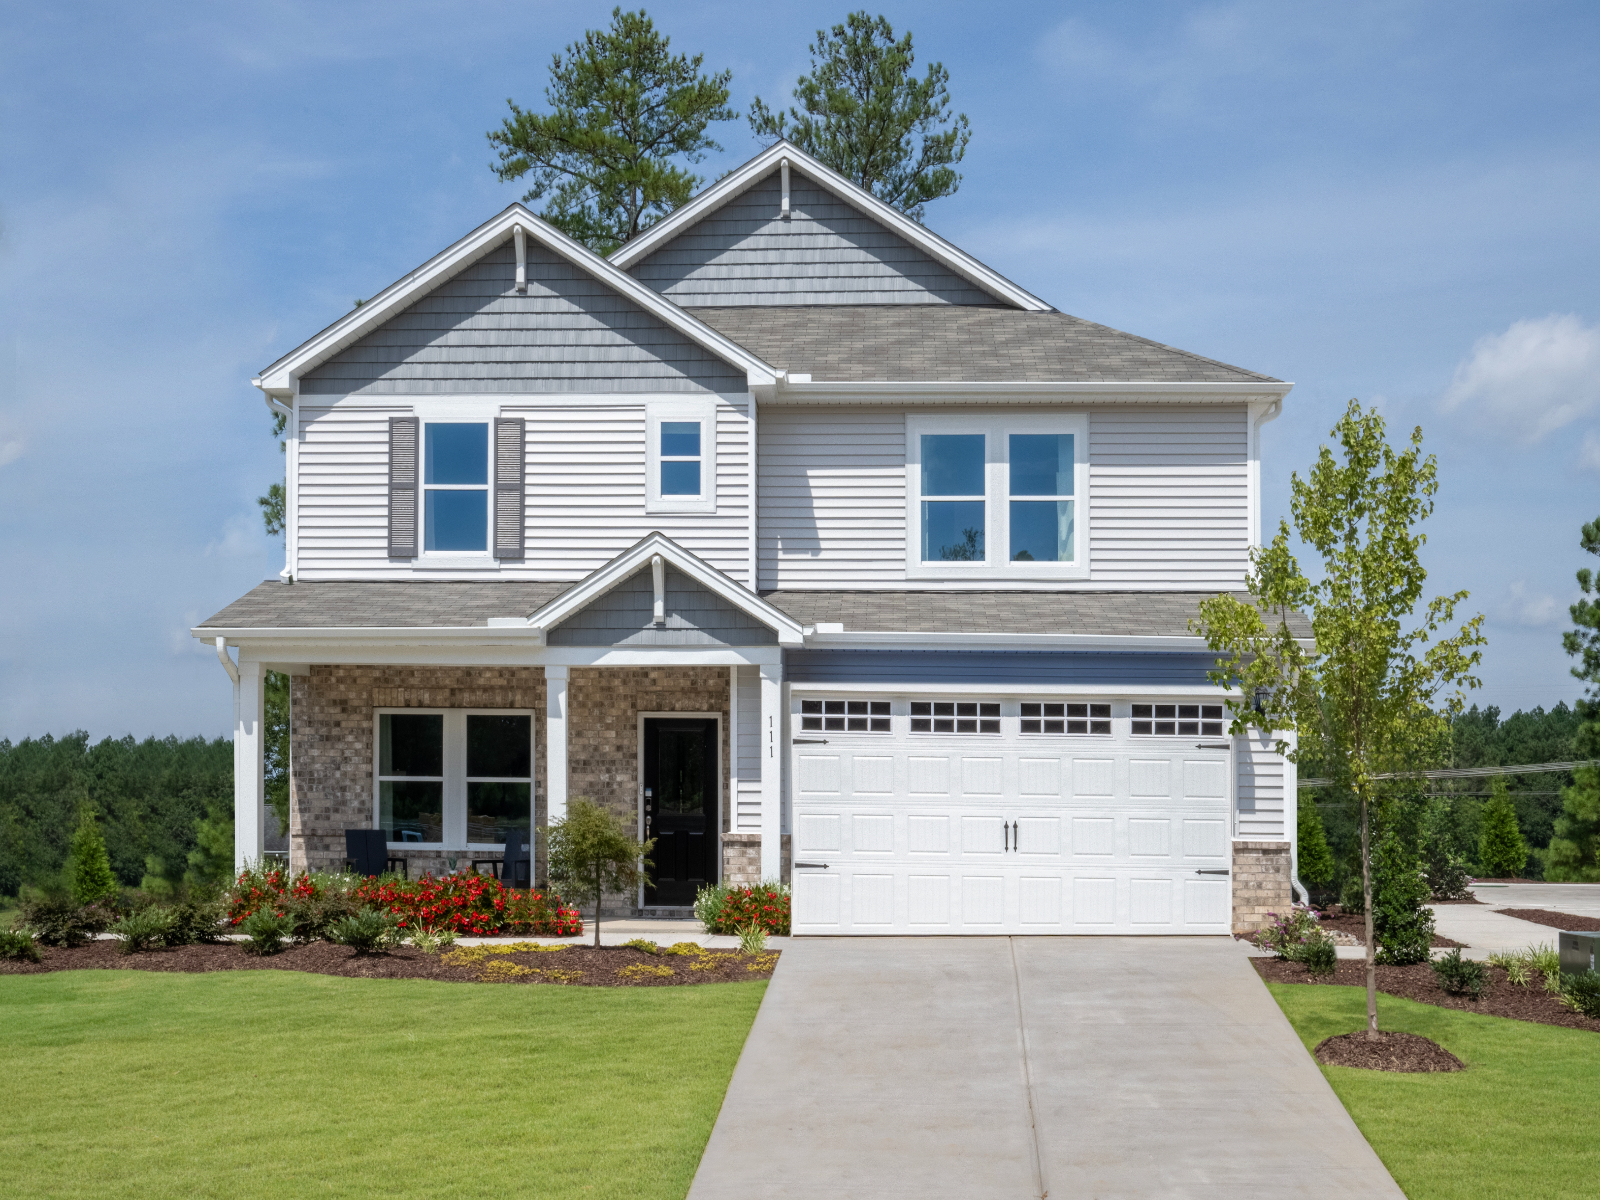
[
  {"xmin": 0, "ymin": 438, "xmax": 22, "ymax": 467},
  {"xmin": 205, "ymin": 514, "xmax": 263, "ymax": 559},
  {"xmin": 1440, "ymin": 314, "xmax": 1600, "ymax": 442},
  {"xmin": 1496, "ymin": 580, "xmax": 1564, "ymax": 629}
]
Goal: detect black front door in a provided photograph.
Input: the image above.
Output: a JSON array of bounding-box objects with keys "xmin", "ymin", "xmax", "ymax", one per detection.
[{"xmin": 642, "ymin": 718, "xmax": 718, "ymax": 906}]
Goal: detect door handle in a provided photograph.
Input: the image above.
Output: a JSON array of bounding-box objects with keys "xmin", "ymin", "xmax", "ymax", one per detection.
[
  {"xmin": 795, "ymin": 862, "xmax": 830, "ymax": 869},
  {"xmin": 1195, "ymin": 743, "xmax": 1231, "ymax": 750},
  {"xmin": 1012, "ymin": 820, "xmax": 1019, "ymax": 852},
  {"xmin": 1003, "ymin": 822, "xmax": 1009, "ymax": 852}
]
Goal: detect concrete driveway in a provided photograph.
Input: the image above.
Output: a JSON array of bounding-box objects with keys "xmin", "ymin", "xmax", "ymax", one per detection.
[{"xmin": 689, "ymin": 938, "xmax": 1401, "ymax": 1199}]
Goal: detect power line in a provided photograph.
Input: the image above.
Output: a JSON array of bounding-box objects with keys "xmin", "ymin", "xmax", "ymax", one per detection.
[{"xmin": 1299, "ymin": 760, "xmax": 1588, "ymax": 789}]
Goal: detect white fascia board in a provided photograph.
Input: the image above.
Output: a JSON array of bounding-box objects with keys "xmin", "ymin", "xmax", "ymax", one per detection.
[
  {"xmin": 767, "ymin": 380, "xmax": 1296, "ymax": 405},
  {"xmin": 608, "ymin": 140, "xmax": 1053, "ymax": 313},
  {"xmin": 788, "ymin": 681, "xmax": 1246, "ymax": 697},
  {"xmin": 217, "ymin": 636, "xmax": 781, "ymax": 669},
  {"xmin": 526, "ymin": 531, "xmax": 805, "ymax": 645},
  {"xmin": 801, "ymin": 631, "xmax": 1314, "ymax": 651},
  {"xmin": 253, "ymin": 206, "xmax": 776, "ymax": 399}
]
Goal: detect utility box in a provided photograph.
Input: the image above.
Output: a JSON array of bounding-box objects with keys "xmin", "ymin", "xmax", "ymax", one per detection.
[{"xmin": 1558, "ymin": 930, "xmax": 1599, "ymax": 976}]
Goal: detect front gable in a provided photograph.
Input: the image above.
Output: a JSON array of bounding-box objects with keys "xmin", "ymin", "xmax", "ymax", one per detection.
[
  {"xmin": 301, "ymin": 236, "xmax": 746, "ymax": 395},
  {"xmin": 547, "ymin": 565, "xmax": 777, "ymax": 646}
]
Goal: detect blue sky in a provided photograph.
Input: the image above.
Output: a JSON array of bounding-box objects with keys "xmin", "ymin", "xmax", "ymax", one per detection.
[{"xmin": 2, "ymin": 0, "xmax": 1597, "ymax": 740}]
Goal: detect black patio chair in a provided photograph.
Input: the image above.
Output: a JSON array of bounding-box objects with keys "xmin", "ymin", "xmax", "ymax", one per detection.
[
  {"xmin": 501, "ymin": 827, "xmax": 532, "ymax": 889},
  {"xmin": 345, "ymin": 828, "xmax": 406, "ymax": 878}
]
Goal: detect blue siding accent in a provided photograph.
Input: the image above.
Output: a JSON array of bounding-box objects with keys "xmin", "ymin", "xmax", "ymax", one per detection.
[
  {"xmin": 548, "ymin": 566, "xmax": 776, "ymax": 647},
  {"xmin": 783, "ymin": 650, "xmax": 1220, "ymax": 687}
]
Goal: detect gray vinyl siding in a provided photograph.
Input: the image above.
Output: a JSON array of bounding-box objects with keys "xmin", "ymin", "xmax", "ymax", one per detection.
[
  {"xmin": 758, "ymin": 407, "xmax": 907, "ymax": 589},
  {"xmin": 1090, "ymin": 408, "xmax": 1250, "ymax": 586},
  {"xmin": 627, "ymin": 170, "xmax": 996, "ymax": 307},
  {"xmin": 734, "ymin": 664, "xmax": 762, "ymax": 831},
  {"xmin": 757, "ymin": 405, "xmax": 1250, "ymax": 590},
  {"xmin": 783, "ymin": 651, "xmax": 1219, "ymax": 686},
  {"xmin": 301, "ymin": 239, "xmax": 746, "ymax": 395},
  {"xmin": 1237, "ymin": 730, "xmax": 1288, "ymax": 839},
  {"xmin": 293, "ymin": 396, "xmax": 752, "ymax": 581},
  {"xmin": 546, "ymin": 566, "xmax": 776, "ymax": 647}
]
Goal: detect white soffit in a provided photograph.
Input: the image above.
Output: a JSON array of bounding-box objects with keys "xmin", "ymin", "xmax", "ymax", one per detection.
[
  {"xmin": 608, "ymin": 140, "xmax": 1054, "ymax": 314},
  {"xmin": 253, "ymin": 206, "xmax": 779, "ymax": 399}
]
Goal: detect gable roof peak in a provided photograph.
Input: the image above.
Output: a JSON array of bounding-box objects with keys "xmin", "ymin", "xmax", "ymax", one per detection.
[{"xmin": 609, "ymin": 141, "xmax": 1053, "ymax": 313}]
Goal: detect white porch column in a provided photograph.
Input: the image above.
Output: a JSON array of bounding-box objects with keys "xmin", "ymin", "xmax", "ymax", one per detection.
[
  {"xmin": 546, "ymin": 666, "xmax": 569, "ymax": 825},
  {"xmin": 759, "ymin": 661, "xmax": 783, "ymax": 881},
  {"xmin": 233, "ymin": 660, "xmax": 265, "ymax": 871}
]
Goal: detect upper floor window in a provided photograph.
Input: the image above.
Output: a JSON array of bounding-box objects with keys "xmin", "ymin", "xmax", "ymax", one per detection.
[
  {"xmin": 424, "ymin": 422, "xmax": 488, "ymax": 552},
  {"xmin": 906, "ymin": 414, "xmax": 1088, "ymax": 579},
  {"xmin": 647, "ymin": 400, "xmax": 717, "ymax": 514}
]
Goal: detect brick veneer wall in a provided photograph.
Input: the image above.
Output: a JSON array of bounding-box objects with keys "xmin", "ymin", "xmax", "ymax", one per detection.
[
  {"xmin": 720, "ymin": 833, "xmax": 792, "ymax": 886},
  {"xmin": 289, "ymin": 666, "xmax": 546, "ymax": 876},
  {"xmin": 1232, "ymin": 840, "xmax": 1293, "ymax": 933}
]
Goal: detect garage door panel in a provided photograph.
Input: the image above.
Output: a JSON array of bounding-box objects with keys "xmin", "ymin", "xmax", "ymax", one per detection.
[
  {"xmin": 851, "ymin": 756, "xmax": 895, "ymax": 795},
  {"xmin": 907, "ymin": 813, "xmax": 950, "ymax": 853},
  {"xmin": 1130, "ymin": 877, "xmax": 1173, "ymax": 926},
  {"xmin": 961, "ymin": 757, "xmax": 1004, "ymax": 796},
  {"xmin": 1183, "ymin": 759, "xmax": 1229, "ymax": 799},
  {"xmin": 1019, "ymin": 876, "xmax": 1062, "ymax": 926},
  {"xmin": 1015, "ymin": 815, "xmax": 1061, "ymax": 856},
  {"xmin": 794, "ymin": 871, "xmax": 840, "ymax": 929},
  {"xmin": 908, "ymin": 874, "xmax": 951, "ymax": 926},
  {"xmin": 1183, "ymin": 818, "xmax": 1227, "ymax": 859},
  {"xmin": 852, "ymin": 874, "xmax": 895, "ymax": 927},
  {"xmin": 797, "ymin": 754, "xmax": 840, "ymax": 794},
  {"xmin": 908, "ymin": 756, "xmax": 949, "ymax": 794},
  {"xmin": 1128, "ymin": 759, "xmax": 1171, "ymax": 798},
  {"xmin": 852, "ymin": 813, "xmax": 894, "ymax": 853},
  {"xmin": 1019, "ymin": 757, "xmax": 1061, "ymax": 796},
  {"xmin": 1184, "ymin": 878, "xmax": 1230, "ymax": 926},
  {"xmin": 1072, "ymin": 816, "xmax": 1115, "ymax": 856},
  {"xmin": 1071, "ymin": 757, "xmax": 1116, "ymax": 797},
  {"xmin": 961, "ymin": 815, "xmax": 1006, "ymax": 854},
  {"xmin": 1072, "ymin": 877, "xmax": 1117, "ymax": 925},
  {"xmin": 961, "ymin": 876, "xmax": 1005, "ymax": 926},
  {"xmin": 797, "ymin": 812, "xmax": 841, "ymax": 852}
]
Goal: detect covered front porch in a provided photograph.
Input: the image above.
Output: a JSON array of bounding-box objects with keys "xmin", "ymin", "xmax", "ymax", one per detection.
[{"xmin": 204, "ymin": 535, "xmax": 798, "ymax": 910}]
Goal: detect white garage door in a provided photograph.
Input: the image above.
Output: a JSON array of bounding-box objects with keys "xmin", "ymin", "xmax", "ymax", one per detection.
[{"xmin": 790, "ymin": 713, "xmax": 1233, "ymax": 935}]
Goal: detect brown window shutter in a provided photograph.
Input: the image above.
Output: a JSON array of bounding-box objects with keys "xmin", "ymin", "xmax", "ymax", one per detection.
[
  {"xmin": 494, "ymin": 417, "xmax": 526, "ymax": 560},
  {"xmin": 387, "ymin": 416, "xmax": 418, "ymax": 558}
]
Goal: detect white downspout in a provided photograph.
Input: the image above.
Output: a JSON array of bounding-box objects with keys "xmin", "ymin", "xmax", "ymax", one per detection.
[
  {"xmin": 262, "ymin": 392, "xmax": 294, "ymax": 582},
  {"xmin": 214, "ymin": 637, "xmax": 239, "ymax": 685}
]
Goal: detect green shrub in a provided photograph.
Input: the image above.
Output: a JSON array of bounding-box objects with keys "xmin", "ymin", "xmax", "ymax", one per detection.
[
  {"xmin": 162, "ymin": 894, "xmax": 226, "ymax": 945},
  {"xmin": 326, "ymin": 909, "xmax": 400, "ymax": 954},
  {"xmin": 0, "ymin": 929, "xmax": 41, "ymax": 962},
  {"xmin": 109, "ymin": 907, "xmax": 176, "ymax": 955},
  {"xmin": 1298, "ymin": 935, "xmax": 1337, "ymax": 976},
  {"xmin": 1431, "ymin": 948, "xmax": 1488, "ymax": 999},
  {"xmin": 239, "ymin": 909, "xmax": 292, "ymax": 956},
  {"xmin": 1487, "ymin": 949, "xmax": 1534, "ymax": 986},
  {"xmin": 17, "ymin": 895, "xmax": 96, "ymax": 947},
  {"xmin": 408, "ymin": 927, "xmax": 458, "ymax": 955},
  {"xmin": 1426, "ymin": 851, "xmax": 1474, "ymax": 902},
  {"xmin": 284, "ymin": 889, "xmax": 359, "ymax": 945},
  {"xmin": 1528, "ymin": 944, "xmax": 1564, "ymax": 993},
  {"xmin": 1479, "ymin": 780, "xmax": 1529, "ymax": 877},
  {"xmin": 65, "ymin": 808, "xmax": 120, "ymax": 907},
  {"xmin": 621, "ymin": 938, "xmax": 660, "ymax": 955},
  {"xmin": 1338, "ymin": 876, "xmax": 1366, "ymax": 915},
  {"xmin": 736, "ymin": 922, "xmax": 768, "ymax": 955},
  {"xmin": 1373, "ymin": 826, "xmax": 1435, "ymax": 966},
  {"xmin": 1560, "ymin": 970, "xmax": 1600, "ymax": 1018},
  {"xmin": 694, "ymin": 881, "xmax": 791, "ymax": 935},
  {"xmin": 1255, "ymin": 908, "xmax": 1322, "ymax": 958}
]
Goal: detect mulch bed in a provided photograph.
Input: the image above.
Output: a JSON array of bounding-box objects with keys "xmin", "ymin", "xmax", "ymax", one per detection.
[
  {"xmin": 1253, "ymin": 956, "xmax": 1600, "ymax": 1033},
  {"xmin": 0, "ymin": 940, "xmax": 778, "ymax": 987},
  {"xmin": 1314, "ymin": 1031, "xmax": 1464, "ymax": 1073},
  {"xmin": 1496, "ymin": 908, "xmax": 1600, "ymax": 933}
]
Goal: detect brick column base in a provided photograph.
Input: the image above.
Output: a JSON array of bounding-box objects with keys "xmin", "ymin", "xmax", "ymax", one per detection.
[
  {"xmin": 720, "ymin": 834, "xmax": 793, "ymax": 887},
  {"xmin": 1233, "ymin": 840, "xmax": 1292, "ymax": 933}
]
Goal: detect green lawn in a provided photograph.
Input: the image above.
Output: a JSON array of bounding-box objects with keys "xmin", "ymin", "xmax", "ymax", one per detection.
[
  {"xmin": 1268, "ymin": 984, "xmax": 1600, "ymax": 1200},
  {"xmin": 1, "ymin": 970, "xmax": 766, "ymax": 1199}
]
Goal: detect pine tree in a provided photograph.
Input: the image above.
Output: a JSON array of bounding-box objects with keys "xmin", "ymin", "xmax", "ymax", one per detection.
[
  {"xmin": 1548, "ymin": 514, "xmax": 1600, "ymax": 880},
  {"xmin": 748, "ymin": 12, "xmax": 970, "ymax": 220},
  {"xmin": 185, "ymin": 800, "xmax": 235, "ymax": 888},
  {"xmin": 66, "ymin": 808, "xmax": 118, "ymax": 906},
  {"xmin": 488, "ymin": 8, "xmax": 736, "ymax": 254},
  {"xmin": 1296, "ymin": 796, "xmax": 1336, "ymax": 887},
  {"xmin": 1479, "ymin": 778, "xmax": 1529, "ymax": 878}
]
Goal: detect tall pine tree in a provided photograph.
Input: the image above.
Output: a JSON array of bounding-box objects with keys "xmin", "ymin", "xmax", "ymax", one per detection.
[
  {"xmin": 1548, "ymin": 514, "xmax": 1600, "ymax": 879},
  {"xmin": 66, "ymin": 808, "xmax": 118, "ymax": 906},
  {"xmin": 1479, "ymin": 778, "xmax": 1529, "ymax": 878}
]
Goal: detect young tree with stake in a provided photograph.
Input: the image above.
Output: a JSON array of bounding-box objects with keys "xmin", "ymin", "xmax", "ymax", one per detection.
[
  {"xmin": 1195, "ymin": 400, "xmax": 1484, "ymax": 1038},
  {"xmin": 547, "ymin": 798, "xmax": 654, "ymax": 948}
]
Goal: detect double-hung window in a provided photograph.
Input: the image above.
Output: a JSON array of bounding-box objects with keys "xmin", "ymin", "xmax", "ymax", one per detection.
[
  {"xmin": 647, "ymin": 400, "xmax": 717, "ymax": 514},
  {"xmin": 906, "ymin": 414, "xmax": 1087, "ymax": 579},
  {"xmin": 376, "ymin": 710, "xmax": 534, "ymax": 848},
  {"xmin": 424, "ymin": 422, "xmax": 489, "ymax": 553}
]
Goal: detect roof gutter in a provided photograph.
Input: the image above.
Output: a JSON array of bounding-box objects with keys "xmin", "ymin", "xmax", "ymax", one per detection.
[{"xmin": 764, "ymin": 380, "xmax": 1295, "ymax": 405}]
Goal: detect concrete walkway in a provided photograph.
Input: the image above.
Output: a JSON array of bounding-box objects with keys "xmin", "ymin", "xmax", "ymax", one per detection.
[
  {"xmin": 689, "ymin": 938, "xmax": 1402, "ymax": 1199},
  {"xmin": 1429, "ymin": 881, "xmax": 1600, "ymax": 958}
]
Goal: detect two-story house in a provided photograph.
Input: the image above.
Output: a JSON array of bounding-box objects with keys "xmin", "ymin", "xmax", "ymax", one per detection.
[{"xmin": 197, "ymin": 142, "xmax": 1304, "ymax": 935}]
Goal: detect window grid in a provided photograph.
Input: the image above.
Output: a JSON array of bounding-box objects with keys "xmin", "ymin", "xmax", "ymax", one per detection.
[
  {"xmin": 1020, "ymin": 702, "xmax": 1110, "ymax": 735},
  {"xmin": 801, "ymin": 699, "xmax": 890, "ymax": 733},
  {"xmin": 910, "ymin": 701, "xmax": 1001, "ymax": 734},
  {"xmin": 1131, "ymin": 704, "xmax": 1224, "ymax": 737}
]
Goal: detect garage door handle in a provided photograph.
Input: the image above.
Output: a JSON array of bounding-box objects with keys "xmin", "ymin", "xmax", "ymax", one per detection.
[
  {"xmin": 1195, "ymin": 869, "xmax": 1230, "ymax": 876},
  {"xmin": 793, "ymin": 737, "xmax": 830, "ymax": 744},
  {"xmin": 795, "ymin": 862, "xmax": 830, "ymax": 869},
  {"xmin": 1195, "ymin": 743, "xmax": 1231, "ymax": 750}
]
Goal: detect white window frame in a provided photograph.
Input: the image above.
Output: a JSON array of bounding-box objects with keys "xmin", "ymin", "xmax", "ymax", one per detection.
[
  {"xmin": 646, "ymin": 398, "xmax": 717, "ymax": 515},
  {"xmin": 372, "ymin": 708, "xmax": 536, "ymax": 851},
  {"xmin": 418, "ymin": 405, "xmax": 497, "ymax": 564},
  {"xmin": 904, "ymin": 412, "xmax": 1089, "ymax": 580}
]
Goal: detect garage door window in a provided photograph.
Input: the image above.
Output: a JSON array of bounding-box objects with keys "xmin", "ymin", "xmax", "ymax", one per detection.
[
  {"xmin": 910, "ymin": 701, "xmax": 1000, "ymax": 734},
  {"xmin": 1021, "ymin": 702, "xmax": 1110, "ymax": 735},
  {"xmin": 801, "ymin": 699, "xmax": 890, "ymax": 732},
  {"xmin": 1132, "ymin": 704, "xmax": 1223, "ymax": 737}
]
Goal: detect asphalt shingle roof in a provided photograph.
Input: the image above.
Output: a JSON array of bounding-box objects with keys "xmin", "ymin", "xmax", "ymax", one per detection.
[
  {"xmin": 200, "ymin": 581, "xmax": 1309, "ymax": 640},
  {"xmin": 691, "ymin": 305, "xmax": 1280, "ymax": 384}
]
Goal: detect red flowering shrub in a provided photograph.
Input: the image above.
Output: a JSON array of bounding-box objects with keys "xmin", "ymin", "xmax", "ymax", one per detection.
[
  {"xmin": 694, "ymin": 883, "xmax": 790, "ymax": 936},
  {"xmin": 226, "ymin": 865, "xmax": 581, "ymax": 937},
  {"xmin": 353, "ymin": 873, "xmax": 581, "ymax": 937}
]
